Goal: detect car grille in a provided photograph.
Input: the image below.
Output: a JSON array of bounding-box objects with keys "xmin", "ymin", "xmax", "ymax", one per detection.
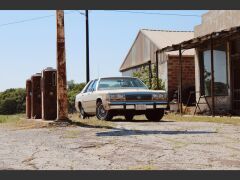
[{"xmin": 125, "ymin": 94, "xmax": 152, "ymax": 101}]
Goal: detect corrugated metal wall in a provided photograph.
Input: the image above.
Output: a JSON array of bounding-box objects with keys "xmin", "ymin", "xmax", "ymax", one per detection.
[{"xmin": 120, "ymin": 32, "xmax": 159, "ymax": 71}]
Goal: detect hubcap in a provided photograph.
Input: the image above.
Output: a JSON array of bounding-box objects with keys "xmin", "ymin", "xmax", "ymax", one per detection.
[{"xmin": 98, "ymin": 104, "xmax": 107, "ymax": 119}]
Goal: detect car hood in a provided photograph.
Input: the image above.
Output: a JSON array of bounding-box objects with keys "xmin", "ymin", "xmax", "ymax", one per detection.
[{"xmin": 97, "ymin": 89, "xmax": 166, "ymax": 94}]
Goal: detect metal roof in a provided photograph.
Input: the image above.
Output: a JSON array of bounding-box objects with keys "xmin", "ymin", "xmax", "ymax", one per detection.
[
  {"xmin": 141, "ymin": 29, "xmax": 195, "ymax": 55},
  {"xmin": 159, "ymin": 25, "xmax": 240, "ymax": 53}
]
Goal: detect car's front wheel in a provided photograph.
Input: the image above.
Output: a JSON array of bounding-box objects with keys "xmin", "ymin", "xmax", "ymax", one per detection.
[
  {"xmin": 145, "ymin": 109, "xmax": 164, "ymax": 122},
  {"xmin": 96, "ymin": 101, "xmax": 113, "ymax": 121}
]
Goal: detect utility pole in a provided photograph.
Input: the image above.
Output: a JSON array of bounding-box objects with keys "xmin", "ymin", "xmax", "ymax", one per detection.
[
  {"xmin": 56, "ymin": 10, "xmax": 68, "ymax": 120},
  {"xmin": 86, "ymin": 10, "xmax": 90, "ymax": 83}
]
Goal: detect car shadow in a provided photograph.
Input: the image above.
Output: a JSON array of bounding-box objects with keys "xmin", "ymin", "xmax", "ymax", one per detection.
[
  {"xmin": 96, "ymin": 129, "xmax": 217, "ymax": 137},
  {"xmin": 109, "ymin": 118, "xmax": 175, "ymax": 123}
]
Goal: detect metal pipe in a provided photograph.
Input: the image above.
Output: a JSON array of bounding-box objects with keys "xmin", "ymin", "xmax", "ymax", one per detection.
[
  {"xmin": 155, "ymin": 52, "xmax": 159, "ymax": 89},
  {"xmin": 56, "ymin": 10, "xmax": 68, "ymax": 120},
  {"xmin": 148, "ymin": 61, "xmax": 152, "ymax": 89},
  {"xmin": 210, "ymin": 34, "xmax": 215, "ymax": 116},
  {"xmin": 179, "ymin": 45, "xmax": 183, "ymax": 115},
  {"xmin": 86, "ymin": 10, "xmax": 90, "ymax": 83}
]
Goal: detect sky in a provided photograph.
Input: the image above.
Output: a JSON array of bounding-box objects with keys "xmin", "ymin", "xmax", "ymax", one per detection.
[{"xmin": 0, "ymin": 10, "xmax": 207, "ymax": 91}]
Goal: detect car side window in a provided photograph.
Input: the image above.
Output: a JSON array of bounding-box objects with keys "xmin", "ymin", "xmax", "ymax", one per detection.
[
  {"xmin": 86, "ymin": 80, "xmax": 97, "ymax": 92},
  {"xmin": 91, "ymin": 80, "xmax": 97, "ymax": 91},
  {"xmin": 83, "ymin": 80, "xmax": 93, "ymax": 93}
]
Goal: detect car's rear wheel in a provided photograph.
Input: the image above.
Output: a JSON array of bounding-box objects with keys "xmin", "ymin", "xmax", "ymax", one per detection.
[
  {"xmin": 124, "ymin": 113, "xmax": 134, "ymax": 121},
  {"xmin": 79, "ymin": 103, "xmax": 87, "ymax": 119},
  {"xmin": 96, "ymin": 101, "xmax": 113, "ymax": 121},
  {"xmin": 145, "ymin": 109, "xmax": 164, "ymax": 122}
]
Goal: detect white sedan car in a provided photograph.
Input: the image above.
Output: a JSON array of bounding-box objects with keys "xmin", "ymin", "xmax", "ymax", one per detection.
[{"xmin": 75, "ymin": 77, "xmax": 168, "ymax": 121}]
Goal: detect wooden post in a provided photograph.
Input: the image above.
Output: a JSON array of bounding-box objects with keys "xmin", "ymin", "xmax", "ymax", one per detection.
[
  {"xmin": 85, "ymin": 10, "xmax": 90, "ymax": 83},
  {"xmin": 210, "ymin": 34, "xmax": 215, "ymax": 116},
  {"xmin": 56, "ymin": 10, "xmax": 68, "ymax": 120}
]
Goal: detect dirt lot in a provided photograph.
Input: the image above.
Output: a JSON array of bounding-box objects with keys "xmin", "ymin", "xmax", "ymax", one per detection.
[{"xmin": 0, "ymin": 115, "xmax": 240, "ymax": 170}]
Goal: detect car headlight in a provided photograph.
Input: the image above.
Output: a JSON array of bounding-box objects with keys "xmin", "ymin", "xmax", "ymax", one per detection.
[
  {"xmin": 152, "ymin": 93, "xmax": 167, "ymax": 100},
  {"xmin": 108, "ymin": 93, "xmax": 125, "ymax": 101}
]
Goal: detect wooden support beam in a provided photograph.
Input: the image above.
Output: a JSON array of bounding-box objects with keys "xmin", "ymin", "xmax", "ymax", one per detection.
[
  {"xmin": 56, "ymin": 10, "xmax": 68, "ymax": 120},
  {"xmin": 85, "ymin": 10, "xmax": 90, "ymax": 83}
]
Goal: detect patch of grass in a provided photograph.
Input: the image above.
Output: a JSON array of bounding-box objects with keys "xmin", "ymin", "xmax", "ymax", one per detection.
[
  {"xmin": 0, "ymin": 114, "xmax": 23, "ymax": 124},
  {"xmin": 63, "ymin": 129, "xmax": 81, "ymax": 138},
  {"xmin": 164, "ymin": 113, "xmax": 240, "ymax": 125}
]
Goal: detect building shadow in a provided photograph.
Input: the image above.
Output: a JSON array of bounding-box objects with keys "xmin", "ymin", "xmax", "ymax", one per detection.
[{"xmin": 96, "ymin": 129, "xmax": 217, "ymax": 137}]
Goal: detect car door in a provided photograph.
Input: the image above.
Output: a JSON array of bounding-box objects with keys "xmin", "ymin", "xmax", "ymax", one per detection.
[
  {"xmin": 84, "ymin": 79, "xmax": 98, "ymax": 113},
  {"xmin": 81, "ymin": 80, "xmax": 94, "ymax": 112}
]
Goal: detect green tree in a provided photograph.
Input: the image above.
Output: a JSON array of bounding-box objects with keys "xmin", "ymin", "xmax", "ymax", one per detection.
[
  {"xmin": 67, "ymin": 80, "xmax": 86, "ymax": 113},
  {"xmin": 133, "ymin": 64, "xmax": 165, "ymax": 90},
  {"xmin": 0, "ymin": 88, "xmax": 26, "ymax": 115}
]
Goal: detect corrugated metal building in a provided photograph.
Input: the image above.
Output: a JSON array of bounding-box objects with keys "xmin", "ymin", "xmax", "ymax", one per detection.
[{"xmin": 119, "ymin": 29, "xmax": 195, "ymax": 101}]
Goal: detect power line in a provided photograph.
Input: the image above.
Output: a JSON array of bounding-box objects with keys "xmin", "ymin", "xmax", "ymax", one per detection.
[
  {"xmin": 103, "ymin": 10, "xmax": 201, "ymax": 17},
  {"xmin": 0, "ymin": 11, "xmax": 76, "ymax": 28},
  {"xmin": 0, "ymin": 10, "xmax": 201, "ymax": 29},
  {"xmin": 74, "ymin": 10, "xmax": 86, "ymax": 16}
]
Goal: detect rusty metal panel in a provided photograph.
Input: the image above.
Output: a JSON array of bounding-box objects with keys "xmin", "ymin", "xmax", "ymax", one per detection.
[
  {"xmin": 31, "ymin": 73, "xmax": 42, "ymax": 119},
  {"xmin": 26, "ymin": 79, "xmax": 32, "ymax": 119},
  {"xmin": 41, "ymin": 67, "xmax": 57, "ymax": 120}
]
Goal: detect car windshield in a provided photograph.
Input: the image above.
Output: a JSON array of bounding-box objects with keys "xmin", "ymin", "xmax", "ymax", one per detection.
[{"xmin": 98, "ymin": 78, "xmax": 148, "ymax": 90}]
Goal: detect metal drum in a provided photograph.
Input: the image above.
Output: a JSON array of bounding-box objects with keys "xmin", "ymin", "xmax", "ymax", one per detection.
[
  {"xmin": 26, "ymin": 79, "xmax": 32, "ymax": 119},
  {"xmin": 31, "ymin": 73, "xmax": 42, "ymax": 119},
  {"xmin": 41, "ymin": 67, "xmax": 57, "ymax": 120}
]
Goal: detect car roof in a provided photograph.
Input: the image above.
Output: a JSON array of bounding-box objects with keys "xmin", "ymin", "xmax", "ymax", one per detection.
[{"xmin": 98, "ymin": 76, "xmax": 137, "ymax": 79}]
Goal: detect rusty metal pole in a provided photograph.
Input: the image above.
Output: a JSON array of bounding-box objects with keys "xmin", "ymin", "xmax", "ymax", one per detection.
[
  {"xmin": 56, "ymin": 10, "xmax": 68, "ymax": 120},
  {"xmin": 210, "ymin": 34, "xmax": 215, "ymax": 116},
  {"xmin": 179, "ymin": 45, "xmax": 183, "ymax": 115},
  {"xmin": 156, "ymin": 51, "xmax": 159, "ymax": 89}
]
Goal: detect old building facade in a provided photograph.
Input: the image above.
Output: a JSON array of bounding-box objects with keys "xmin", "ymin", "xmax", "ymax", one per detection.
[{"xmin": 119, "ymin": 29, "xmax": 195, "ymax": 101}]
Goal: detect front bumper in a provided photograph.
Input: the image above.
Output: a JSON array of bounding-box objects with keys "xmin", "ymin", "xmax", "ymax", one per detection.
[{"xmin": 105, "ymin": 101, "xmax": 168, "ymax": 111}]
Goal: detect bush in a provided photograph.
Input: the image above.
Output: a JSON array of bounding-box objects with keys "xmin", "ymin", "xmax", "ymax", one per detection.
[
  {"xmin": 132, "ymin": 64, "xmax": 165, "ymax": 90},
  {"xmin": 0, "ymin": 81, "xmax": 86, "ymax": 115},
  {"xmin": 0, "ymin": 88, "xmax": 26, "ymax": 115},
  {"xmin": 67, "ymin": 80, "xmax": 86, "ymax": 113}
]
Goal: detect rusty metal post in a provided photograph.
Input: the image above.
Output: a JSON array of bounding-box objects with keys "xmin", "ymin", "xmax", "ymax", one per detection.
[
  {"xmin": 155, "ymin": 51, "xmax": 159, "ymax": 89},
  {"xmin": 56, "ymin": 10, "xmax": 68, "ymax": 120},
  {"xmin": 210, "ymin": 34, "xmax": 215, "ymax": 116},
  {"xmin": 179, "ymin": 45, "xmax": 183, "ymax": 115}
]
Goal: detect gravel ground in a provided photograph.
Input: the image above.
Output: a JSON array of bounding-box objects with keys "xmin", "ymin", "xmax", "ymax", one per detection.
[{"xmin": 0, "ymin": 117, "xmax": 240, "ymax": 170}]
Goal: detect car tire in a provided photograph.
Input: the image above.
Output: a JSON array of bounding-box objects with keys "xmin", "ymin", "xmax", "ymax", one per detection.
[
  {"xmin": 145, "ymin": 109, "xmax": 164, "ymax": 122},
  {"xmin": 79, "ymin": 104, "xmax": 87, "ymax": 119},
  {"xmin": 125, "ymin": 114, "xmax": 134, "ymax": 121},
  {"xmin": 96, "ymin": 101, "xmax": 113, "ymax": 121}
]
